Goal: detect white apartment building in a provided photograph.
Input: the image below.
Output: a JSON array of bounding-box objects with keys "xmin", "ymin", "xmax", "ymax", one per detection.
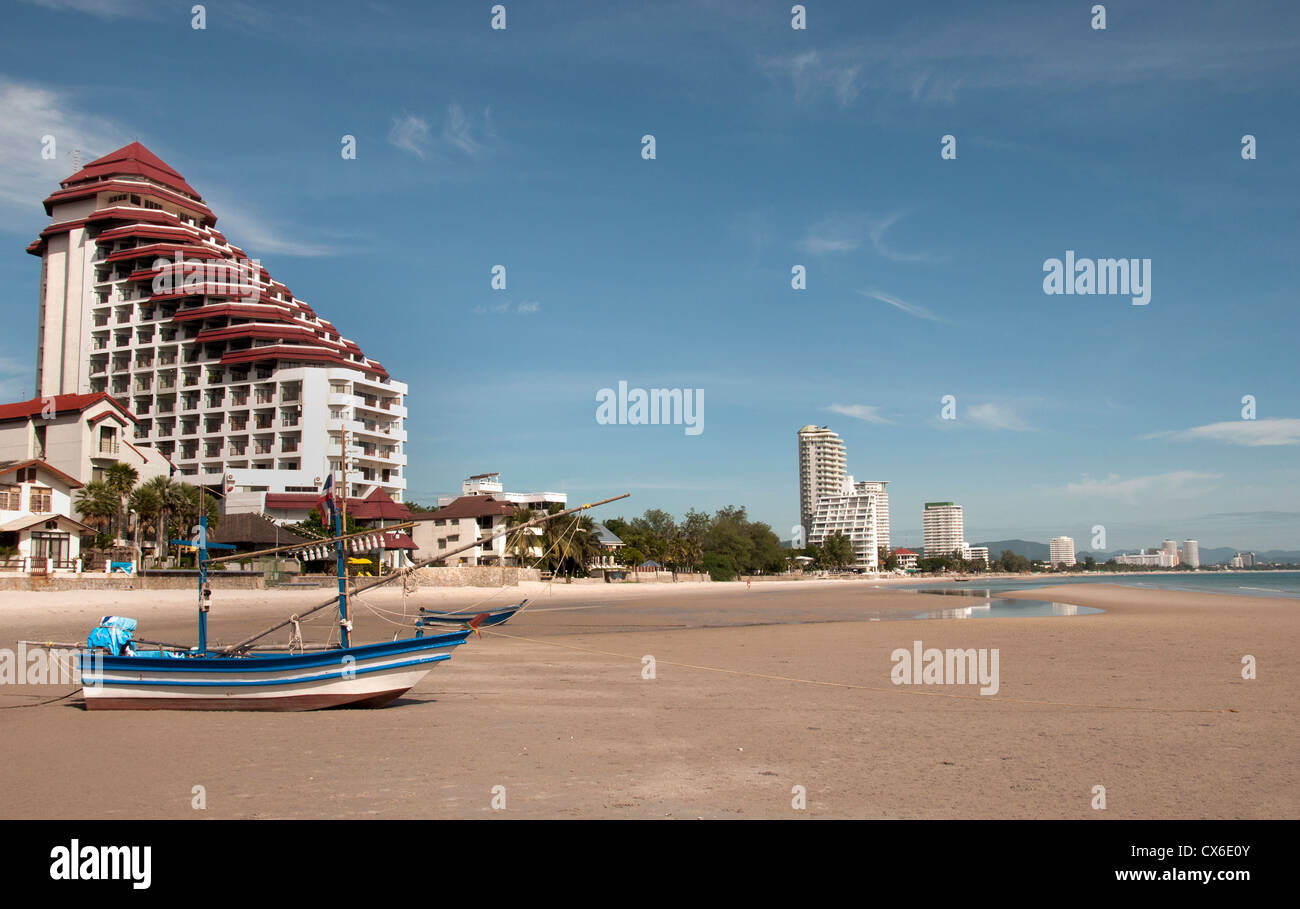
[
  {"xmin": 436, "ymin": 472, "xmax": 566, "ymax": 512},
  {"xmin": 1115, "ymin": 549, "xmax": 1176, "ymax": 567},
  {"xmin": 851, "ymin": 479, "xmax": 890, "ymax": 550},
  {"xmin": 1162, "ymin": 540, "xmax": 1180, "ymax": 568},
  {"xmin": 797, "ymin": 425, "xmax": 846, "ymax": 537},
  {"xmin": 962, "ymin": 544, "xmax": 990, "ymax": 566},
  {"xmin": 1049, "ymin": 536, "xmax": 1077, "ymax": 567},
  {"xmin": 1182, "ymin": 540, "xmax": 1200, "ymax": 569},
  {"xmin": 922, "ymin": 502, "xmax": 964, "ymax": 559},
  {"xmin": 809, "ymin": 483, "xmax": 878, "ymax": 570},
  {"xmin": 27, "ymin": 143, "xmax": 407, "ymax": 504}
]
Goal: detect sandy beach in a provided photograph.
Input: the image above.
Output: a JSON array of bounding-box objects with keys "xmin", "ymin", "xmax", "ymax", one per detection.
[{"xmin": 0, "ymin": 578, "xmax": 1295, "ymax": 819}]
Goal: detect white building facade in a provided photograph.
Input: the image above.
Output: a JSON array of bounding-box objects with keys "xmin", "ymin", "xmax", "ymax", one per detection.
[
  {"xmin": 27, "ymin": 143, "xmax": 407, "ymax": 504},
  {"xmin": 922, "ymin": 502, "xmax": 964, "ymax": 559},
  {"xmin": 851, "ymin": 480, "xmax": 890, "ymax": 551},
  {"xmin": 797, "ymin": 425, "xmax": 846, "ymax": 539},
  {"xmin": 1049, "ymin": 536, "xmax": 1077, "ymax": 567},
  {"xmin": 809, "ymin": 484, "xmax": 879, "ymax": 570},
  {"xmin": 1182, "ymin": 540, "xmax": 1200, "ymax": 569}
]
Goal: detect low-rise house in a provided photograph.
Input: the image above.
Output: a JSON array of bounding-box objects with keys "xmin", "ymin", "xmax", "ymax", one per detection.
[
  {"xmin": 590, "ymin": 522, "xmax": 625, "ymax": 570},
  {"xmin": 410, "ymin": 495, "xmax": 517, "ymax": 565},
  {"xmin": 894, "ymin": 548, "xmax": 919, "ymax": 571},
  {"xmin": 0, "ymin": 393, "xmax": 172, "ymax": 523},
  {"xmin": 0, "ymin": 459, "xmax": 94, "ymax": 572}
]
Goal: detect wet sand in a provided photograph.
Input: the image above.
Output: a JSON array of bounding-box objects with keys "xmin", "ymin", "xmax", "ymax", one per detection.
[{"xmin": 0, "ymin": 579, "xmax": 1295, "ymax": 818}]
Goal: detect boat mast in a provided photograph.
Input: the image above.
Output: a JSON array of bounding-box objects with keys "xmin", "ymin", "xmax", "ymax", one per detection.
[{"xmin": 335, "ymin": 428, "xmax": 350, "ymax": 648}]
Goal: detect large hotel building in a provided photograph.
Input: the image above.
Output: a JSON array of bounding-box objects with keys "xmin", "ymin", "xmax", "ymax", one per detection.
[{"xmin": 26, "ymin": 143, "xmax": 407, "ymax": 502}]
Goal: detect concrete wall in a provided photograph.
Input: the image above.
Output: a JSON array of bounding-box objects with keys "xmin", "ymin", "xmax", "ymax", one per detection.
[
  {"xmin": 0, "ymin": 570, "xmax": 263, "ymax": 591},
  {"xmin": 408, "ymin": 565, "xmax": 540, "ymax": 587}
]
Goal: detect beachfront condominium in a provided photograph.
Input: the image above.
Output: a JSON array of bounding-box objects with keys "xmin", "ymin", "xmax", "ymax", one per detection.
[
  {"xmin": 852, "ymin": 480, "xmax": 890, "ymax": 550},
  {"xmin": 1049, "ymin": 536, "xmax": 1077, "ymax": 567},
  {"xmin": 809, "ymin": 479, "xmax": 879, "ymax": 570},
  {"xmin": 797, "ymin": 425, "xmax": 846, "ymax": 536},
  {"xmin": 1182, "ymin": 540, "xmax": 1200, "ymax": 569},
  {"xmin": 922, "ymin": 502, "xmax": 964, "ymax": 559},
  {"xmin": 27, "ymin": 143, "xmax": 408, "ymax": 502},
  {"xmin": 1162, "ymin": 540, "xmax": 1180, "ymax": 567}
]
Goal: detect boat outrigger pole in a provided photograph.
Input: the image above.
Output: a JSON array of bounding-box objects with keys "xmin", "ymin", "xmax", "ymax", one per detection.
[{"xmin": 219, "ymin": 492, "xmax": 630, "ymax": 655}]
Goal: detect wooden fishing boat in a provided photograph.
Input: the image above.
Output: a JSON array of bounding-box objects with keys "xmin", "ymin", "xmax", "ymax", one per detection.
[
  {"xmin": 416, "ymin": 600, "xmax": 526, "ymax": 633},
  {"xmin": 75, "ymin": 490, "xmax": 627, "ymax": 711}
]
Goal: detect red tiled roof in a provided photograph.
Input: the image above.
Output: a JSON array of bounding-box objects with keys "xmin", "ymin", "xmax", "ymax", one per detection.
[
  {"xmin": 894, "ymin": 548, "xmax": 917, "ymax": 555},
  {"xmin": 414, "ymin": 496, "xmax": 516, "ymax": 521},
  {"xmin": 0, "ymin": 458, "xmax": 84, "ymax": 488},
  {"xmin": 349, "ymin": 488, "xmax": 413, "ymax": 521},
  {"xmin": 381, "ymin": 532, "xmax": 417, "ymax": 550},
  {"xmin": 60, "ymin": 142, "xmax": 203, "ymax": 201},
  {"xmin": 0, "ymin": 393, "xmax": 135, "ymax": 424}
]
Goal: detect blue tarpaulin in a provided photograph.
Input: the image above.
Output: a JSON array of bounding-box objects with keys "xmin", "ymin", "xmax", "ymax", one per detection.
[{"xmin": 86, "ymin": 615, "xmax": 137, "ymax": 655}]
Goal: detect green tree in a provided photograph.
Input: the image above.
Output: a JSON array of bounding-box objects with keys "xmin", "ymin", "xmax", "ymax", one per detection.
[
  {"xmin": 819, "ymin": 532, "xmax": 854, "ymax": 570},
  {"xmin": 103, "ymin": 462, "xmax": 140, "ymax": 543},
  {"xmin": 75, "ymin": 480, "xmax": 117, "ymax": 537},
  {"xmin": 506, "ymin": 507, "xmax": 538, "ymax": 566}
]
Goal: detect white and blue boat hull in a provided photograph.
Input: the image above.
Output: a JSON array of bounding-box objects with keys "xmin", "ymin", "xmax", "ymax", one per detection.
[{"xmin": 80, "ymin": 632, "xmax": 470, "ymax": 711}]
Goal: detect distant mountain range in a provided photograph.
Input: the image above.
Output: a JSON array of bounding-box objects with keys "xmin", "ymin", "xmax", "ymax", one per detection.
[{"xmin": 973, "ymin": 539, "xmax": 1300, "ymax": 565}]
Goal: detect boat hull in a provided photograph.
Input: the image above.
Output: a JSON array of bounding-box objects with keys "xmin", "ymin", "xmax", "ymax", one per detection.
[{"xmin": 80, "ymin": 631, "xmax": 470, "ymax": 711}]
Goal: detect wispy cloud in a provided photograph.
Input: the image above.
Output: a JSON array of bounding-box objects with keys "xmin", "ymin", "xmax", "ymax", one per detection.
[
  {"xmin": 20, "ymin": 0, "xmax": 151, "ymax": 18},
  {"xmin": 826, "ymin": 404, "xmax": 892, "ymax": 425},
  {"xmin": 1145, "ymin": 418, "xmax": 1300, "ymax": 447},
  {"xmin": 390, "ymin": 103, "xmax": 492, "ymax": 160},
  {"xmin": 858, "ymin": 289, "xmax": 943, "ymax": 322},
  {"xmin": 0, "ymin": 77, "xmax": 128, "ymax": 225},
  {"xmin": 206, "ymin": 194, "xmax": 337, "ymax": 258},
  {"xmin": 442, "ymin": 102, "xmax": 485, "ymax": 157},
  {"xmin": 388, "ymin": 114, "xmax": 432, "ymax": 159},
  {"xmin": 868, "ymin": 212, "xmax": 933, "ymax": 263},
  {"xmin": 1065, "ymin": 471, "xmax": 1222, "ymax": 504},
  {"xmin": 761, "ymin": 51, "xmax": 861, "ymax": 106},
  {"xmin": 965, "ymin": 402, "xmax": 1030, "ymax": 431}
]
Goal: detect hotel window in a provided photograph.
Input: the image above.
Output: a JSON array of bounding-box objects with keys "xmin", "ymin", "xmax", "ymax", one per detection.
[
  {"xmin": 0, "ymin": 484, "xmax": 20, "ymax": 510},
  {"xmin": 30, "ymin": 487, "xmax": 52, "ymax": 512}
]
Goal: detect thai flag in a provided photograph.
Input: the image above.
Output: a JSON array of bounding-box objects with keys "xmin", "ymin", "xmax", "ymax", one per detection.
[{"xmin": 316, "ymin": 473, "xmax": 336, "ymax": 524}]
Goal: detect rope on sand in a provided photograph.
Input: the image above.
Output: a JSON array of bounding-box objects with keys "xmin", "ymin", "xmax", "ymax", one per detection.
[{"xmin": 482, "ymin": 629, "xmax": 1240, "ymax": 715}]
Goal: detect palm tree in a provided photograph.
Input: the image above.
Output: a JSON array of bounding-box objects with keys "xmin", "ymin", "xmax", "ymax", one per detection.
[
  {"xmin": 546, "ymin": 514, "xmax": 598, "ymax": 577},
  {"xmin": 103, "ymin": 462, "xmax": 139, "ymax": 543},
  {"xmin": 128, "ymin": 484, "xmax": 162, "ymax": 560},
  {"xmin": 75, "ymin": 480, "xmax": 117, "ymax": 541},
  {"xmin": 141, "ymin": 476, "xmax": 187, "ymax": 554},
  {"xmin": 506, "ymin": 507, "xmax": 537, "ymax": 566}
]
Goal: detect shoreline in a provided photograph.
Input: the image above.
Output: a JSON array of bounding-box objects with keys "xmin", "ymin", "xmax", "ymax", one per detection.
[{"xmin": 1, "ymin": 580, "xmax": 1295, "ymax": 819}]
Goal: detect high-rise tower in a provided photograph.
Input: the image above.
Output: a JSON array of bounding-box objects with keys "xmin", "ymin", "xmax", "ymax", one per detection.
[{"xmin": 27, "ymin": 143, "xmax": 408, "ymax": 501}]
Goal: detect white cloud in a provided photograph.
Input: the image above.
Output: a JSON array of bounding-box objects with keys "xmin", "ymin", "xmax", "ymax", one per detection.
[
  {"xmin": 1145, "ymin": 418, "xmax": 1300, "ymax": 447},
  {"xmin": 858, "ymin": 289, "xmax": 943, "ymax": 322},
  {"xmin": 965, "ymin": 402, "xmax": 1029, "ymax": 431},
  {"xmin": 442, "ymin": 103, "xmax": 485, "ymax": 157},
  {"xmin": 761, "ymin": 51, "xmax": 861, "ymax": 106},
  {"xmin": 388, "ymin": 114, "xmax": 432, "ymax": 159},
  {"xmin": 205, "ymin": 194, "xmax": 337, "ymax": 258},
  {"xmin": 1065, "ymin": 471, "xmax": 1222, "ymax": 504},
  {"xmin": 516, "ymin": 301, "xmax": 540, "ymax": 314},
  {"xmin": 20, "ymin": 0, "xmax": 150, "ymax": 18},
  {"xmin": 825, "ymin": 404, "xmax": 892, "ymax": 425},
  {"xmin": 0, "ymin": 78, "xmax": 129, "ymax": 226}
]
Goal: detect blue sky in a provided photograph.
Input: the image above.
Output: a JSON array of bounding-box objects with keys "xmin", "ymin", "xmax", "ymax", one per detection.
[{"xmin": 1, "ymin": 0, "xmax": 1297, "ymax": 550}]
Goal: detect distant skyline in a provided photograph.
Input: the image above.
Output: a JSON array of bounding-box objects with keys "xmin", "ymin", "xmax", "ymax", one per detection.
[{"xmin": 1, "ymin": 1, "xmax": 1297, "ymax": 550}]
